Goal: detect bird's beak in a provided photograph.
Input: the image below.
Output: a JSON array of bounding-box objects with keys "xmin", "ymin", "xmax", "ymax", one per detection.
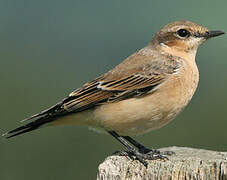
[{"xmin": 200, "ymin": 30, "xmax": 225, "ymax": 39}]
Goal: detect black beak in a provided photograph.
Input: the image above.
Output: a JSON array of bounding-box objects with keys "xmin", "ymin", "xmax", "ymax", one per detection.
[{"xmin": 200, "ymin": 30, "xmax": 225, "ymax": 38}]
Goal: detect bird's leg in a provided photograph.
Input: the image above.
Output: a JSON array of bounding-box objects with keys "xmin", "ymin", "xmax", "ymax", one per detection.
[
  {"xmin": 122, "ymin": 136, "xmax": 175, "ymax": 156},
  {"xmin": 122, "ymin": 136, "xmax": 153, "ymax": 154},
  {"xmin": 108, "ymin": 131, "xmax": 149, "ymax": 167},
  {"xmin": 108, "ymin": 131, "xmax": 170, "ymax": 167}
]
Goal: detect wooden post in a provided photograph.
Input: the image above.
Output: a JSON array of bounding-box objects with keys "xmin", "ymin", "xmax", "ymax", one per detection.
[{"xmin": 97, "ymin": 146, "xmax": 227, "ymax": 180}]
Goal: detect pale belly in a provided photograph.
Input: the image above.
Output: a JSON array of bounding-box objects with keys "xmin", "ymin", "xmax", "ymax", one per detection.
[
  {"xmin": 94, "ymin": 100, "xmax": 182, "ymax": 136},
  {"xmin": 93, "ymin": 85, "xmax": 188, "ymax": 136},
  {"xmin": 51, "ymin": 95, "xmax": 184, "ymax": 136}
]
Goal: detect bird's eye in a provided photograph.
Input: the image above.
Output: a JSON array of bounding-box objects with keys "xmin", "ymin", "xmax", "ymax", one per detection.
[{"xmin": 177, "ymin": 29, "xmax": 190, "ymax": 38}]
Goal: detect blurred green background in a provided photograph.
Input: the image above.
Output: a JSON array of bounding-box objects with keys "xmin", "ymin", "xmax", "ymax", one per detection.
[{"xmin": 1, "ymin": 0, "xmax": 227, "ymax": 179}]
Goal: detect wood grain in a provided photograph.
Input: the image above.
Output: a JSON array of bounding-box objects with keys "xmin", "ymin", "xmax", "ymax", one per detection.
[{"xmin": 97, "ymin": 146, "xmax": 227, "ymax": 180}]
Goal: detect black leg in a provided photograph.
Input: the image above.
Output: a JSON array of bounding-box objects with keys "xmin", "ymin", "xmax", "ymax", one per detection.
[
  {"xmin": 108, "ymin": 132, "xmax": 137, "ymax": 153},
  {"xmin": 108, "ymin": 131, "xmax": 176, "ymax": 167},
  {"xmin": 122, "ymin": 136, "xmax": 153, "ymax": 153},
  {"xmin": 108, "ymin": 131, "xmax": 148, "ymax": 167},
  {"xmin": 123, "ymin": 136, "xmax": 175, "ymax": 156}
]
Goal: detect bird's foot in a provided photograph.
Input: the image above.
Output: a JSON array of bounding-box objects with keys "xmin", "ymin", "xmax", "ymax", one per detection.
[
  {"xmin": 113, "ymin": 148, "xmax": 174, "ymax": 168},
  {"xmin": 139, "ymin": 147, "xmax": 176, "ymax": 156}
]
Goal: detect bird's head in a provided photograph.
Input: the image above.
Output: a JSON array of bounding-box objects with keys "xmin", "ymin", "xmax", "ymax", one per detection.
[{"xmin": 152, "ymin": 20, "xmax": 225, "ymax": 57}]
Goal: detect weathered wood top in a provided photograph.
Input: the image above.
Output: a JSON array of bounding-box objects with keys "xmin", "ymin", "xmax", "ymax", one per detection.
[{"xmin": 97, "ymin": 146, "xmax": 227, "ymax": 180}]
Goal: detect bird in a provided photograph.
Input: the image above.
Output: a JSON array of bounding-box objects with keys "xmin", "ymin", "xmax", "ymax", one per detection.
[{"xmin": 3, "ymin": 20, "xmax": 225, "ymax": 167}]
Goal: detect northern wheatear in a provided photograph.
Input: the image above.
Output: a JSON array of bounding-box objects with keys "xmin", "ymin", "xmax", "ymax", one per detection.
[{"xmin": 3, "ymin": 20, "xmax": 224, "ymax": 167}]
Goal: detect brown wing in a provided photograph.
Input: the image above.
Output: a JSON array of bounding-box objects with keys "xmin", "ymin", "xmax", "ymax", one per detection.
[
  {"xmin": 63, "ymin": 72, "xmax": 165, "ymax": 112},
  {"xmin": 64, "ymin": 53, "xmax": 180, "ymax": 112}
]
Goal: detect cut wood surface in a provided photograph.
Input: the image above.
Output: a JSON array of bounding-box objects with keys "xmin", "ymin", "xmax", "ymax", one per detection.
[{"xmin": 97, "ymin": 146, "xmax": 227, "ymax": 180}]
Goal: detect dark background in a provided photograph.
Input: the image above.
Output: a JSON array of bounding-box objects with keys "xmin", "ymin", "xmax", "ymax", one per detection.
[{"xmin": 1, "ymin": 0, "xmax": 227, "ymax": 179}]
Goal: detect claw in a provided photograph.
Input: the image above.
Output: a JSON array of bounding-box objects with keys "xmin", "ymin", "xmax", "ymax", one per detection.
[
  {"xmin": 112, "ymin": 149, "xmax": 172, "ymax": 168},
  {"xmin": 160, "ymin": 150, "xmax": 176, "ymax": 156}
]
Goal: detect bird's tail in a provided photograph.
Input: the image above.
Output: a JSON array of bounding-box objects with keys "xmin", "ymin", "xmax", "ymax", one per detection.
[
  {"xmin": 2, "ymin": 114, "xmax": 55, "ymax": 138},
  {"xmin": 2, "ymin": 102, "xmax": 66, "ymax": 138}
]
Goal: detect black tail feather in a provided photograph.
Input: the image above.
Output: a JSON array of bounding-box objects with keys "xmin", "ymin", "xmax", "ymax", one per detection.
[
  {"xmin": 2, "ymin": 100, "xmax": 68, "ymax": 138},
  {"xmin": 6, "ymin": 126, "xmax": 40, "ymax": 139},
  {"xmin": 20, "ymin": 102, "xmax": 63, "ymax": 123},
  {"xmin": 3, "ymin": 114, "xmax": 56, "ymax": 139}
]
